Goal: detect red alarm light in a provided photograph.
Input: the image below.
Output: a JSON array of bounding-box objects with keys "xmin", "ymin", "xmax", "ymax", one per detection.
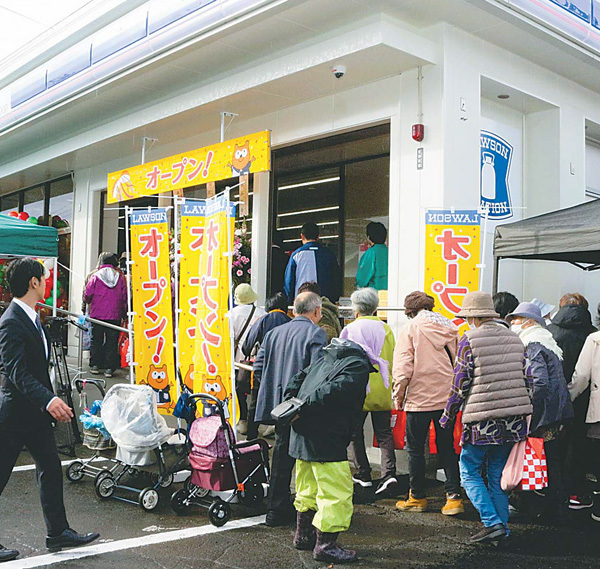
[{"xmin": 412, "ymin": 124, "xmax": 424, "ymax": 142}]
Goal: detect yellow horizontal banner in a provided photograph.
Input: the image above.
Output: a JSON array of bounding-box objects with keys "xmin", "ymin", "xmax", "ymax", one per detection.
[{"xmin": 107, "ymin": 130, "xmax": 271, "ymax": 203}]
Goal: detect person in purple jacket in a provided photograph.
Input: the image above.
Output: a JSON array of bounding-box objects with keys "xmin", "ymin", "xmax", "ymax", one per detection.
[{"xmin": 83, "ymin": 252, "xmax": 127, "ymax": 378}]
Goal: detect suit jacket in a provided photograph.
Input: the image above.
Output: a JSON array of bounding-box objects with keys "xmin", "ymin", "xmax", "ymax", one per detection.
[
  {"xmin": 252, "ymin": 316, "xmax": 326, "ymax": 423},
  {"xmin": 0, "ymin": 302, "xmax": 55, "ymax": 431}
]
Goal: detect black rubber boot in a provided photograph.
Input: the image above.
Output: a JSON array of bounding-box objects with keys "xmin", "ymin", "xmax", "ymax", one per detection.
[
  {"xmin": 293, "ymin": 510, "xmax": 316, "ymax": 550},
  {"xmin": 313, "ymin": 530, "xmax": 358, "ymax": 563}
]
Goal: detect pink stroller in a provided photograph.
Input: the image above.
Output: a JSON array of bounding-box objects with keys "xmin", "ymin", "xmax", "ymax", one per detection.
[{"xmin": 170, "ymin": 393, "xmax": 270, "ymax": 526}]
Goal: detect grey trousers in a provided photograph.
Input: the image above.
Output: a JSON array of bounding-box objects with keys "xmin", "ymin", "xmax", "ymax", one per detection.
[{"xmin": 349, "ymin": 410, "xmax": 397, "ymax": 479}]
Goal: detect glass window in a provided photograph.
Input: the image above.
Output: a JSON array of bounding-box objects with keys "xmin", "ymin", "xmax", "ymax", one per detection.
[
  {"xmin": 23, "ymin": 186, "xmax": 45, "ymax": 220},
  {"xmin": 343, "ymin": 157, "xmax": 390, "ymax": 295},
  {"xmin": 275, "ymin": 167, "xmax": 342, "ymax": 258},
  {"xmin": 0, "ymin": 192, "xmax": 19, "ymax": 215},
  {"xmin": 271, "ymin": 124, "xmax": 390, "ymax": 298},
  {"xmin": 49, "ymin": 177, "xmax": 74, "ymax": 225}
]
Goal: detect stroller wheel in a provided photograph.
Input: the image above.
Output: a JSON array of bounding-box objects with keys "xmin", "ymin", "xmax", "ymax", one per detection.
[
  {"xmin": 152, "ymin": 473, "xmax": 174, "ymax": 488},
  {"xmin": 139, "ymin": 487, "xmax": 160, "ymax": 511},
  {"xmin": 95, "ymin": 473, "xmax": 115, "ymax": 500},
  {"xmin": 66, "ymin": 461, "xmax": 85, "ymax": 482},
  {"xmin": 170, "ymin": 489, "xmax": 190, "ymax": 515},
  {"xmin": 208, "ymin": 500, "xmax": 231, "ymax": 527},
  {"xmin": 94, "ymin": 469, "xmax": 113, "ymax": 486}
]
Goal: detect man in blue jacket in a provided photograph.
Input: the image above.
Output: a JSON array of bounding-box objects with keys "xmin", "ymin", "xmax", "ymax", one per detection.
[
  {"xmin": 252, "ymin": 292, "xmax": 327, "ymax": 526},
  {"xmin": 284, "ymin": 223, "xmax": 341, "ymax": 303}
]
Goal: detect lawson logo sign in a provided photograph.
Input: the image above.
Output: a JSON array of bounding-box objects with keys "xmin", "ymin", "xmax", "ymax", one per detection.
[{"xmin": 480, "ymin": 130, "xmax": 514, "ymax": 220}]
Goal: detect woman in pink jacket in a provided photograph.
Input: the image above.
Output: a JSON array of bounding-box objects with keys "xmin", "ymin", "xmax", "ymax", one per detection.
[
  {"xmin": 83, "ymin": 252, "xmax": 127, "ymax": 378},
  {"xmin": 393, "ymin": 291, "xmax": 462, "ymax": 516}
]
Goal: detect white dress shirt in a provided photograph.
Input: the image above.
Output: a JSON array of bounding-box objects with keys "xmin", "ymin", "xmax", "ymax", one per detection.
[{"xmin": 12, "ymin": 298, "xmax": 56, "ymax": 409}]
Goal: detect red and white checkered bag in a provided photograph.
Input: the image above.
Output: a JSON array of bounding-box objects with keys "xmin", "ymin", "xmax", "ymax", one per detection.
[{"xmin": 520, "ymin": 437, "xmax": 548, "ymax": 491}]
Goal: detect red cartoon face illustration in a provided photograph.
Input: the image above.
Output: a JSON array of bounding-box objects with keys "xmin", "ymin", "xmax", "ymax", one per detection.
[
  {"xmin": 184, "ymin": 365, "xmax": 194, "ymax": 392},
  {"xmin": 202, "ymin": 374, "xmax": 227, "ymax": 401},
  {"xmin": 229, "ymin": 141, "xmax": 255, "ymax": 176},
  {"xmin": 147, "ymin": 363, "xmax": 169, "ymax": 390}
]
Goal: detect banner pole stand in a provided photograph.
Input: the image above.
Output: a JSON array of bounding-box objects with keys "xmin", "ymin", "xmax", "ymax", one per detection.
[
  {"xmin": 52, "ymin": 257, "xmax": 58, "ymax": 317},
  {"xmin": 124, "ymin": 205, "xmax": 135, "ymax": 385},
  {"xmin": 173, "ymin": 197, "xmax": 182, "ymax": 429},
  {"xmin": 225, "ymin": 187, "xmax": 237, "ymax": 440}
]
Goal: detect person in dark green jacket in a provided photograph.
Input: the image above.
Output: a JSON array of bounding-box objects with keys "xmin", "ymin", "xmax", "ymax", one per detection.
[
  {"xmin": 284, "ymin": 339, "xmax": 373, "ymax": 564},
  {"xmin": 356, "ymin": 222, "xmax": 388, "ymax": 290}
]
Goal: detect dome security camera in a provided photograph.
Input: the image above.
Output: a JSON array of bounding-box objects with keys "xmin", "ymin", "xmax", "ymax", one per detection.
[{"xmin": 332, "ymin": 64, "xmax": 346, "ymax": 79}]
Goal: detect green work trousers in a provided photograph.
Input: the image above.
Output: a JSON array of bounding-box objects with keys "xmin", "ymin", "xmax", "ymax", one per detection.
[{"xmin": 294, "ymin": 459, "xmax": 354, "ymax": 533}]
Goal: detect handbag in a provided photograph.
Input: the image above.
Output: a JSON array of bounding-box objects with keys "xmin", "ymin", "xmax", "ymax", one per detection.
[
  {"xmin": 270, "ymin": 397, "xmax": 305, "ymax": 426},
  {"xmin": 520, "ymin": 437, "xmax": 548, "ymax": 491},
  {"xmin": 501, "ymin": 436, "xmax": 548, "ymax": 491},
  {"xmin": 501, "ymin": 438, "xmax": 527, "ymax": 491}
]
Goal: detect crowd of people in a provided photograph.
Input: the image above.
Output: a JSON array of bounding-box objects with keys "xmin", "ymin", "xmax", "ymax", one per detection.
[
  {"xmin": 230, "ymin": 223, "xmax": 600, "ymax": 563},
  {"xmin": 1, "ymin": 219, "xmax": 599, "ymax": 565}
]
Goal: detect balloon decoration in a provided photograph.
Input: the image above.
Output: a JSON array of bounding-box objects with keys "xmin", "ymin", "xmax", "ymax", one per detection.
[
  {"xmin": 17, "ymin": 211, "xmax": 29, "ymax": 221},
  {"xmin": 27, "ymin": 217, "xmax": 38, "ymax": 224},
  {"xmin": 7, "ymin": 211, "xmax": 18, "ymax": 217}
]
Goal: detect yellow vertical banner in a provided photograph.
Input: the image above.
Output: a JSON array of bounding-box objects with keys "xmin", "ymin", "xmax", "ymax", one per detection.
[
  {"xmin": 130, "ymin": 208, "xmax": 177, "ymax": 414},
  {"xmin": 424, "ymin": 210, "xmax": 481, "ymax": 329},
  {"xmin": 178, "ymin": 200, "xmax": 206, "ymax": 393},
  {"xmin": 193, "ymin": 194, "xmax": 236, "ymax": 419}
]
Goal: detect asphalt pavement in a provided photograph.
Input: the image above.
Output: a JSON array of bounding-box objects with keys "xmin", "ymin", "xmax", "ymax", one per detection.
[
  {"xmin": 3, "ymin": 452, "xmax": 600, "ymax": 569},
  {"xmin": 3, "ymin": 367, "xmax": 600, "ymax": 568}
]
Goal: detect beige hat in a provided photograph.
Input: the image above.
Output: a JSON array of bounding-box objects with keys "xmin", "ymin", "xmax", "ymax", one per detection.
[
  {"xmin": 457, "ymin": 291, "xmax": 499, "ymax": 318},
  {"xmin": 234, "ymin": 283, "xmax": 258, "ymax": 305}
]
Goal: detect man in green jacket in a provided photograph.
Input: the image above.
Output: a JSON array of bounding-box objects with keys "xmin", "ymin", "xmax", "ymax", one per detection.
[{"xmin": 356, "ymin": 222, "xmax": 388, "ymax": 290}]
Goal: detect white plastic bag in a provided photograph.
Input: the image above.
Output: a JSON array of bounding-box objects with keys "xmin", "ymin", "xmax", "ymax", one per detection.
[{"xmin": 101, "ymin": 384, "xmax": 172, "ymax": 452}]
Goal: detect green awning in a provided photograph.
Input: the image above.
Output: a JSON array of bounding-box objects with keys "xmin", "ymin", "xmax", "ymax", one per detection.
[{"xmin": 0, "ymin": 214, "xmax": 59, "ymax": 257}]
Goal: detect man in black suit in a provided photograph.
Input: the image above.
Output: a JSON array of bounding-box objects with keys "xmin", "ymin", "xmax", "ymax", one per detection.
[{"xmin": 0, "ymin": 258, "xmax": 99, "ymax": 561}]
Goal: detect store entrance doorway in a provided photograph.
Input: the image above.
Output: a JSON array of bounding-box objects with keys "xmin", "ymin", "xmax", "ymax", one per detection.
[{"xmin": 271, "ymin": 123, "xmax": 390, "ymax": 298}]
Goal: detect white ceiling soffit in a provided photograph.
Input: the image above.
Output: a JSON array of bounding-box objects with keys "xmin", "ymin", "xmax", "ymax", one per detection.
[
  {"xmin": 0, "ymin": 15, "xmax": 438, "ymax": 186},
  {"xmin": 481, "ymin": 76, "xmax": 557, "ymax": 113}
]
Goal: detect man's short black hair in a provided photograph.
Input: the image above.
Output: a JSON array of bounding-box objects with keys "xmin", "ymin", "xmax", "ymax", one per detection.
[
  {"xmin": 366, "ymin": 221, "xmax": 387, "ymax": 244},
  {"xmin": 265, "ymin": 292, "xmax": 289, "ymax": 312},
  {"xmin": 297, "ymin": 281, "xmax": 320, "ymax": 295},
  {"xmin": 6, "ymin": 258, "xmax": 44, "ymax": 298},
  {"xmin": 493, "ymin": 291, "xmax": 519, "ymax": 320},
  {"xmin": 300, "ymin": 222, "xmax": 319, "ymax": 241}
]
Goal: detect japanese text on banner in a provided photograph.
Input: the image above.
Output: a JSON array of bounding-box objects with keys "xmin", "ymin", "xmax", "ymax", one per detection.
[
  {"xmin": 193, "ymin": 194, "xmax": 236, "ymax": 419},
  {"xmin": 107, "ymin": 130, "xmax": 270, "ymax": 203},
  {"xmin": 130, "ymin": 208, "xmax": 177, "ymax": 415},
  {"xmin": 179, "ymin": 200, "xmax": 207, "ymax": 393},
  {"xmin": 424, "ymin": 210, "xmax": 481, "ymax": 329}
]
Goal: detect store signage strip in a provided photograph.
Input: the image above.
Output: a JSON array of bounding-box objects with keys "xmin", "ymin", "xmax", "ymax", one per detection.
[
  {"xmin": 179, "ymin": 200, "xmax": 207, "ymax": 393},
  {"xmin": 130, "ymin": 208, "xmax": 177, "ymax": 415},
  {"xmin": 424, "ymin": 209, "xmax": 481, "ymax": 329},
  {"xmin": 107, "ymin": 130, "xmax": 271, "ymax": 203},
  {"xmin": 193, "ymin": 194, "xmax": 236, "ymax": 419}
]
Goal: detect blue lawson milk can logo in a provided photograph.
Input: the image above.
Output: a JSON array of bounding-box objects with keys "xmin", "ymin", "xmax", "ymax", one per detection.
[{"xmin": 480, "ymin": 130, "xmax": 513, "ymax": 220}]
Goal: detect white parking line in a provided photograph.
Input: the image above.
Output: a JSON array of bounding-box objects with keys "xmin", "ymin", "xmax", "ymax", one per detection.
[
  {"xmin": 13, "ymin": 459, "xmax": 108, "ymax": 473},
  {"xmin": 6, "ymin": 515, "xmax": 266, "ymax": 568}
]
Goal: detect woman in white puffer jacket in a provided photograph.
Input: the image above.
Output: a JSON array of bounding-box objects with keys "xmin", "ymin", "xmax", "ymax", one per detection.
[{"xmin": 569, "ymin": 326, "xmax": 600, "ymax": 522}]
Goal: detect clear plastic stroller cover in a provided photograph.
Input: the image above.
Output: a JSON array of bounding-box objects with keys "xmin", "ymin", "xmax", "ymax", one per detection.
[{"xmin": 101, "ymin": 384, "xmax": 173, "ymax": 452}]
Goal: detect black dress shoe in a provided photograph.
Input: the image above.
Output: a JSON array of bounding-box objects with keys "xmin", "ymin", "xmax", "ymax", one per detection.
[
  {"xmin": 0, "ymin": 545, "xmax": 19, "ymax": 562},
  {"xmin": 46, "ymin": 528, "xmax": 100, "ymax": 552}
]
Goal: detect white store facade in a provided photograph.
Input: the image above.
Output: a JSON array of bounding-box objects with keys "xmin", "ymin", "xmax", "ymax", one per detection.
[{"xmin": 0, "ymin": 0, "xmax": 599, "ymax": 336}]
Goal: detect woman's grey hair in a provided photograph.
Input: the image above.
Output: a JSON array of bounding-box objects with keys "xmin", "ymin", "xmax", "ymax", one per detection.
[
  {"xmin": 294, "ymin": 291, "xmax": 322, "ymax": 315},
  {"xmin": 351, "ymin": 288, "xmax": 379, "ymax": 316}
]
